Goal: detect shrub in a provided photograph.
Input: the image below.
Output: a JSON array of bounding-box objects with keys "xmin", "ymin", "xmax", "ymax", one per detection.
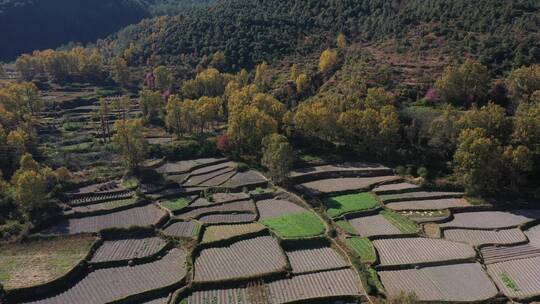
[
  {"xmin": 395, "ymin": 166, "xmax": 406, "ymax": 176},
  {"xmin": 417, "ymin": 166, "xmax": 428, "ymax": 179}
]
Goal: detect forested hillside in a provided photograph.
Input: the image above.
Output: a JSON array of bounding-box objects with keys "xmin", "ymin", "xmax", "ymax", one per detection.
[
  {"xmin": 0, "ymin": 0, "xmax": 214, "ymax": 61},
  {"xmin": 109, "ymin": 0, "xmax": 540, "ymax": 74}
]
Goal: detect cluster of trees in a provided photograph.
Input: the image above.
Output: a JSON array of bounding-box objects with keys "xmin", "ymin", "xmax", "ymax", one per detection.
[{"xmin": 15, "ymin": 48, "xmax": 104, "ymax": 83}]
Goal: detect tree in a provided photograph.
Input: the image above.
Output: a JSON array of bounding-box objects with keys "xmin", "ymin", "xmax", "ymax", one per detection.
[
  {"xmin": 111, "ymin": 57, "xmax": 130, "ymax": 87},
  {"xmin": 39, "ymin": 49, "xmax": 71, "ymax": 82},
  {"xmin": 165, "ymin": 95, "xmax": 183, "ymax": 136},
  {"xmin": 139, "ymin": 89, "xmax": 163, "ymax": 122},
  {"xmin": 252, "ymin": 93, "xmax": 285, "ymax": 123},
  {"xmin": 97, "ymin": 98, "xmax": 112, "ymax": 142},
  {"xmin": 428, "ymin": 105, "xmax": 460, "ymax": 158},
  {"xmin": 453, "ymin": 128, "xmax": 503, "ymax": 194},
  {"xmin": 319, "ymin": 49, "xmax": 338, "ymax": 74},
  {"xmin": 210, "ymin": 51, "xmax": 226, "ymax": 70},
  {"xmin": 112, "ymin": 96, "xmax": 131, "ymax": 121},
  {"xmin": 254, "ymin": 62, "xmax": 271, "ymax": 91},
  {"xmin": 15, "ymin": 54, "xmax": 39, "ymax": 81},
  {"xmin": 153, "ymin": 65, "xmax": 174, "ymax": 92},
  {"xmin": 435, "ymin": 59, "xmax": 490, "ymax": 106},
  {"xmin": 112, "ymin": 119, "xmax": 147, "ymax": 171},
  {"xmin": 290, "ymin": 64, "xmax": 300, "ymax": 82},
  {"xmin": 227, "ymin": 106, "xmax": 277, "ymax": 153},
  {"xmin": 0, "ymin": 63, "xmax": 5, "ymax": 78},
  {"xmin": 295, "ymin": 73, "xmax": 309, "ymax": 94},
  {"xmin": 294, "ymin": 99, "xmax": 339, "ymax": 141},
  {"xmin": 182, "ymin": 68, "xmax": 228, "ymax": 98},
  {"xmin": 512, "ymin": 94, "xmax": 540, "ymax": 153},
  {"xmin": 385, "ymin": 292, "xmax": 419, "ymax": 304},
  {"xmin": 503, "ymin": 145, "xmax": 533, "ymax": 191},
  {"xmin": 79, "ymin": 48, "xmax": 103, "ymax": 82},
  {"xmin": 506, "ymin": 65, "xmax": 540, "ymax": 105},
  {"xmin": 456, "ymin": 102, "xmax": 512, "ymax": 143},
  {"xmin": 261, "ymin": 133, "xmax": 294, "ymax": 184},
  {"xmin": 364, "ymin": 87, "xmax": 394, "ymax": 109},
  {"xmin": 336, "ymin": 33, "xmax": 347, "ymax": 48}
]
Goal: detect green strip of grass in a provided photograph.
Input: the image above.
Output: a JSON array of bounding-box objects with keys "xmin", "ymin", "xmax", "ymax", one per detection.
[
  {"xmin": 346, "ymin": 237, "xmax": 377, "ymax": 264},
  {"xmin": 499, "ymin": 272, "xmax": 520, "ymax": 292},
  {"xmin": 324, "ymin": 192, "xmax": 379, "ymax": 218},
  {"xmin": 262, "ymin": 212, "xmax": 325, "ymax": 238},
  {"xmin": 380, "ymin": 210, "xmax": 419, "ymax": 234},
  {"xmin": 335, "ymin": 219, "xmax": 357, "ymax": 235},
  {"xmin": 367, "ymin": 267, "xmax": 384, "ymax": 292},
  {"xmin": 161, "ymin": 197, "xmax": 191, "ymax": 212}
]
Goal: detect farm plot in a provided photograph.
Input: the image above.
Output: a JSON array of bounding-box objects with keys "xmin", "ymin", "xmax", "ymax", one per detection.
[
  {"xmin": 221, "ymin": 170, "xmax": 268, "ymax": 189},
  {"xmin": 0, "ymin": 235, "xmax": 95, "ymax": 290},
  {"xmin": 348, "ymin": 213, "xmax": 401, "ymax": 237},
  {"xmin": 156, "ymin": 158, "xmax": 227, "ymax": 175},
  {"xmin": 188, "ymin": 161, "xmax": 237, "ymax": 176},
  {"xmin": 160, "ymin": 197, "xmax": 193, "ymax": 213},
  {"xmin": 289, "ymin": 162, "xmax": 392, "ymax": 181},
  {"xmin": 345, "ymin": 237, "xmax": 377, "ymax": 264},
  {"xmin": 42, "ymin": 204, "xmax": 166, "ymax": 235},
  {"xmin": 163, "ymin": 221, "xmax": 200, "ymax": 238},
  {"xmin": 524, "ymin": 224, "xmax": 540, "ymax": 247},
  {"xmin": 379, "ymin": 263, "xmax": 497, "ymax": 302},
  {"xmin": 176, "ymin": 200, "xmax": 256, "ymax": 220},
  {"xmin": 285, "ymin": 245, "xmax": 349, "ymax": 274},
  {"xmin": 324, "ymin": 192, "xmax": 379, "ymax": 218},
  {"xmin": 385, "ymin": 198, "xmax": 471, "ymax": 211},
  {"xmin": 440, "ymin": 210, "xmax": 540, "ymax": 229},
  {"xmin": 202, "ymin": 223, "xmax": 266, "ymax": 244},
  {"xmin": 266, "ymin": 268, "xmax": 365, "ymax": 303},
  {"xmin": 187, "ymin": 286, "xmax": 251, "ymax": 304},
  {"xmin": 298, "ymin": 176, "xmax": 401, "ymax": 196},
  {"xmin": 373, "ymin": 237, "xmax": 476, "ymax": 267},
  {"xmin": 24, "ymin": 249, "xmax": 188, "ymax": 304},
  {"xmin": 199, "ymin": 170, "xmax": 237, "ymax": 187},
  {"xmin": 256, "ymin": 199, "xmax": 307, "ymax": 219},
  {"xmin": 198, "ymin": 213, "xmax": 258, "ymax": 224},
  {"xmin": 444, "ymin": 228, "xmax": 527, "ymax": 247},
  {"xmin": 481, "ymin": 244, "xmax": 540, "ymax": 264},
  {"xmin": 69, "ymin": 198, "xmax": 138, "ymax": 214},
  {"xmin": 69, "ymin": 180, "xmax": 126, "ymax": 196},
  {"xmin": 68, "ymin": 190, "xmax": 134, "ymax": 206},
  {"xmin": 183, "ymin": 167, "xmax": 235, "ymax": 187},
  {"xmin": 191, "ymin": 192, "xmax": 250, "ymax": 207},
  {"xmin": 194, "ymin": 236, "xmax": 287, "ymax": 282},
  {"xmin": 378, "ymin": 191, "xmax": 464, "ymax": 203},
  {"xmin": 372, "ymin": 182, "xmax": 419, "ymax": 194},
  {"xmin": 487, "ymin": 256, "xmax": 540, "ymax": 299},
  {"xmin": 90, "ymin": 237, "xmax": 168, "ymax": 263},
  {"xmin": 261, "ymin": 212, "xmax": 326, "ymax": 238}
]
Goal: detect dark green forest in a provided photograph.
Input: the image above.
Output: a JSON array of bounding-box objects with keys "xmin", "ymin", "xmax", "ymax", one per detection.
[
  {"xmin": 0, "ymin": 0, "xmax": 214, "ymax": 61},
  {"xmin": 110, "ymin": 0, "xmax": 540, "ymax": 74}
]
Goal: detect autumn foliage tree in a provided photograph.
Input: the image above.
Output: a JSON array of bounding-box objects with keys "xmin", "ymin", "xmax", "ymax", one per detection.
[
  {"xmin": 261, "ymin": 133, "xmax": 294, "ymax": 184},
  {"xmin": 435, "ymin": 59, "xmax": 490, "ymax": 106},
  {"xmin": 112, "ymin": 119, "xmax": 147, "ymax": 171},
  {"xmin": 319, "ymin": 49, "xmax": 338, "ymax": 74}
]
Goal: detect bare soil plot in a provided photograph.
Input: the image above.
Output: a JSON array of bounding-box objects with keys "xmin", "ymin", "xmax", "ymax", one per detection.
[
  {"xmin": 290, "ymin": 162, "xmax": 391, "ymax": 179},
  {"xmin": 440, "ymin": 210, "xmax": 540, "ymax": 229},
  {"xmin": 24, "ymin": 249, "xmax": 187, "ymax": 304},
  {"xmin": 0, "ymin": 235, "xmax": 95, "ymax": 290},
  {"xmin": 42, "ymin": 204, "xmax": 166, "ymax": 235},
  {"xmin": 90, "ymin": 237, "xmax": 168, "ymax": 263},
  {"xmin": 444, "ymin": 228, "xmax": 527, "ymax": 247},
  {"xmin": 487, "ymin": 256, "xmax": 540, "ymax": 299},
  {"xmin": 379, "ymin": 263, "xmax": 497, "ymax": 302},
  {"xmin": 194, "ymin": 236, "xmax": 286, "ymax": 282},
  {"xmin": 256, "ymin": 199, "xmax": 307, "ymax": 219},
  {"xmin": 266, "ymin": 268, "xmax": 364, "ymax": 303},
  {"xmin": 68, "ymin": 191, "xmax": 134, "ymax": 206},
  {"xmin": 481, "ymin": 244, "xmax": 540, "ymax": 264},
  {"xmin": 372, "ymin": 182, "xmax": 419, "ymax": 194},
  {"xmin": 176, "ymin": 200, "xmax": 256, "ymax": 220},
  {"xmin": 378, "ymin": 191, "xmax": 464, "ymax": 203},
  {"xmin": 524, "ymin": 224, "xmax": 540, "ymax": 247},
  {"xmin": 69, "ymin": 198, "xmax": 138, "ymax": 214},
  {"xmin": 298, "ymin": 176, "xmax": 401, "ymax": 195},
  {"xmin": 373, "ymin": 237, "xmax": 476, "ymax": 267},
  {"xmin": 401, "ymin": 210, "xmax": 451, "ymax": 223},
  {"xmin": 183, "ymin": 167, "xmax": 235, "ymax": 187},
  {"xmin": 202, "ymin": 223, "xmax": 266, "ymax": 244},
  {"xmin": 348, "ymin": 214, "xmax": 401, "ymax": 237},
  {"xmin": 199, "ymin": 170, "xmax": 237, "ymax": 187},
  {"xmin": 156, "ymin": 158, "xmax": 227, "ymax": 175},
  {"xmin": 191, "ymin": 192, "xmax": 250, "ymax": 208},
  {"xmin": 68, "ymin": 180, "xmax": 126, "ymax": 196},
  {"xmin": 285, "ymin": 245, "xmax": 349, "ymax": 274},
  {"xmin": 385, "ymin": 198, "xmax": 471, "ymax": 211},
  {"xmin": 163, "ymin": 221, "xmax": 200, "ymax": 238},
  {"xmin": 187, "ymin": 286, "xmax": 251, "ymax": 304},
  {"xmin": 198, "ymin": 213, "xmax": 257, "ymax": 224},
  {"xmin": 221, "ymin": 170, "xmax": 268, "ymax": 189},
  {"xmin": 188, "ymin": 161, "xmax": 237, "ymax": 176}
]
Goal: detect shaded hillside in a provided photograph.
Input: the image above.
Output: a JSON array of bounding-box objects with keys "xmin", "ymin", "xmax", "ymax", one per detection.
[
  {"xmin": 109, "ymin": 0, "xmax": 540, "ymax": 74},
  {"xmin": 0, "ymin": 0, "xmax": 214, "ymax": 61}
]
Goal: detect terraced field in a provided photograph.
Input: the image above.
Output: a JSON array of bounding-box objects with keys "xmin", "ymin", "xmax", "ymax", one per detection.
[
  {"xmin": 42, "ymin": 204, "xmax": 166, "ymax": 235},
  {"xmin": 187, "ymin": 286, "xmax": 251, "ymax": 304},
  {"xmin": 345, "ymin": 237, "xmax": 377, "ymax": 264},
  {"xmin": 373, "ymin": 237, "xmax": 476, "ymax": 267},
  {"xmin": 385, "ymin": 198, "xmax": 471, "ymax": 211},
  {"xmin": 379, "ymin": 263, "xmax": 498, "ymax": 302},
  {"xmin": 163, "ymin": 221, "xmax": 200, "ymax": 238},
  {"xmin": 194, "ymin": 236, "xmax": 287, "ymax": 282},
  {"xmin": 487, "ymin": 256, "xmax": 540, "ymax": 299},
  {"xmin": 324, "ymin": 192, "xmax": 379, "ymax": 218},
  {"xmin": 90, "ymin": 237, "xmax": 168, "ymax": 263},
  {"xmin": 202, "ymin": 223, "xmax": 266, "ymax": 244},
  {"xmin": 444, "ymin": 228, "xmax": 528, "ymax": 247},
  {"xmin": 68, "ymin": 191, "xmax": 134, "ymax": 206},
  {"xmin": 348, "ymin": 213, "xmax": 401, "ymax": 237},
  {"xmin": 191, "ymin": 192, "xmax": 249, "ymax": 207},
  {"xmin": 261, "ymin": 212, "xmax": 326, "ymax": 238},
  {"xmin": 372, "ymin": 182, "xmax": 419, "ymax": 194},
  {"xmin": 156, "ymin": 158, "xmax": 227, "ymax": 175},
  {"xmin": 256, "ymin": 198, "xmax": 307, "ymax": 219},
  {"xmin": 298, "ymin": 176, "xmax": 401, "ymax": 195},
  {"xmin": 69, "ymin": 198, "xmax": 138, "ymax": 214},
  {"xmin": 220, "ymin": 170, "xmax": 268, "ymax": 189},
  {"xmin": 198, "ymin": 213, "xmax": 257, "ymax": 224},
  {"xmin": 524, "ymin": 224, "xmax": 540, "ymax": 247},
  {"xmin": 440, "ymin": 210, "xmax": 540, "ymax": 229},
  {"xmin": 285, "ymin": 245, "xmax": 349, "ymax": 274},
  {"xmin": 24, "ymin": 249, "xmax": 187, "ymax": 304},
  {"xmin": 378, "ymin": 191, "xmax": 464, "ymax": 203},
  {"xmin": 289, "ymin": 162, "xmax": 392, "ymax": 181},
  {"xmin": 176, "ymin": 200, "xmax": 256, "ymax": 220},
  {"xmin": 481, "ymin": 244, "xmax": 540, "ymax": 264}
]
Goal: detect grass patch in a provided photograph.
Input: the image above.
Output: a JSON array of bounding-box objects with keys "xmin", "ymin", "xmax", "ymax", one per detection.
[
  {"xmin": 499, "ymin": 272, "xmax": 520, "ymax": 292},
  {"xmin": 335, "ymin": 219, "xmax": 357, "ymax": 235},
  {"xmin": 299, "ymin": 154, "xmax": 326, "ymax": 164},
  {"xmin": 324, "ymin": 192, "xmax": 379, "ymax": 218},
  {"xmin": 0, "ymin": 235, "xmax": 95, "ymax": 290},
  {"xmin": 367, "ymin": 267, "xmax": 384, "ymax": 292},
  {"xmin": 60, "ymin": 142, "xmax": 93, "ymax": 153},
  {"xmin": 262, "ymin": 212, "xmax": 325, "ymax": 238},
  {"xmin": 62, "ymin": 122, "xmax": 84, "ymax": 131},
  {"xmin": 346, "ymin": 237, "xmax": 377, "ymax": 264},
  {"xmin": 161, "ymin": 197, "xmax": 191, "ymax": 212},
  {"xmin": 380, "ymin": 210, "xmax": 419, "ymax": 234}
]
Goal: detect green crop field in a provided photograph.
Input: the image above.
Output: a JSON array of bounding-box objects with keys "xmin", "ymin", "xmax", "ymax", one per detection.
[
  {"xmin": 346, "ymin": 237, "xmax": 377, "ymax": 264},
  {"xmin": 324, "ymin": 192, "xmax": 379, "ymax": 218},
  {"xmin": 335, "ymin": 219, "xmax": 357, "ymax": 235},
  {"xmin": 380, "ymin": 210, "xmax": 419, "ymax": 234},
  {"xmin": 0, "ymin": 235, "xmax": 95, "ymax": 290},
  {"xmin": 262, "ymin": 212, "xmax": 325, "ymax": 238},
  {"xmin": 160, "ymin": 197, "xmax": 191, "ymax": 212}
]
